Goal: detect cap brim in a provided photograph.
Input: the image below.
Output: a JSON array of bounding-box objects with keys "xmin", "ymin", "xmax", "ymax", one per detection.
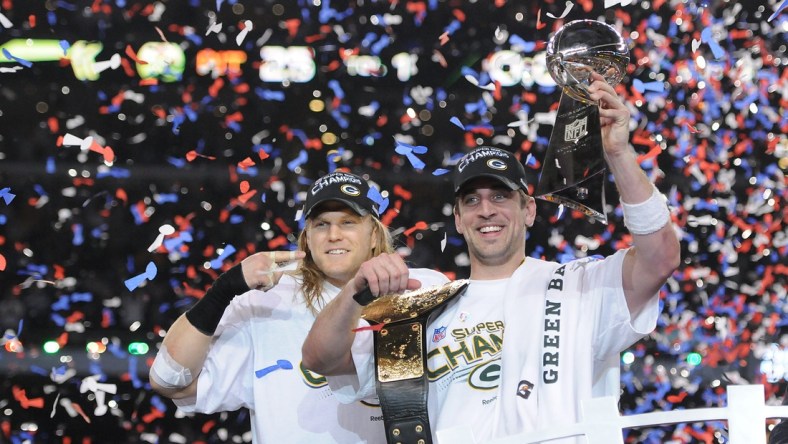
[
  {"xmin": 304, "ymin": 197, "xmax": 370, "ymax": 219},
  {"xmin": 455, "ymin": 173, "xmax": 521, "ymax": 194}
]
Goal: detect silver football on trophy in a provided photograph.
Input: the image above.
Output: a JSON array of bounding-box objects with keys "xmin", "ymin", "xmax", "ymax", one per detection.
[{"xmin": 546, "ymin": 20, "xmax": 629, "ymax": 104}]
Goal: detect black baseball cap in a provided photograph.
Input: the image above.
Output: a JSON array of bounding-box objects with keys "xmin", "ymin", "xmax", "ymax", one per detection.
[
  {"xmin": 453, "ymin": 146, "xmax": 528, "ymax": 194},
  {"xmin": 303, "ymin": 172, "xmax": 380, "ymax": 219}
]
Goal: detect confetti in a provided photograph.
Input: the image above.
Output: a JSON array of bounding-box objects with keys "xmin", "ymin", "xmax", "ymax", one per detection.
[
  {"xmin": 546, "ymin": 1, "xmax": 574, "ymax": 19},
  {"xmin": 124, "ymin": 261, "xmax": 158, "ymax": 291},
  {"xmin": 254, "ymin": 359, "xmax": 293, "ymax": 378},
  {"xmin": 700, "ymin": 27, "xmax": 726, "ymax": 60},
  {"xmin": 605, "ymin": 0, "xmax": 634, "ymax": 8},
  {"xmin": 1, "ymin": 48, "xmax": 32, "ymax": 67},
  {"xmin": 352, "ymin": 323, "xmax": 386, "ymax": 333},
  {"xmin": 0, "ymin": 187, "xmax": 16, "ymax": 204},
  {"xmin": 0, "ymin": 11, "xmax": 12, "ymax": 28},
  {"xmin": 367, "ymin": 186, "xmax": 390, "ymax": 215},
  {"xmin": 209, "ymin": 245, "xmax": 237, "ymax": 269},
  {"xmin": 205, "ymin": 21, "xmax": 222, "ymax": 36},
  {"xmin": 768, "ymin": 0, "xmax": 788, "ymax": 22},
  {"xmin": 147, "ymin": 224, "xmax": 176, "ymax": 252},
  {"xmin": 236, "ymin": 20, "xmax": 253, "ymax": 46}
]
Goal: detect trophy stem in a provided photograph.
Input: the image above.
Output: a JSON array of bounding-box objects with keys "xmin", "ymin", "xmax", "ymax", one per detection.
[{"xmin": 536, "ymin": 93, "xmax": 608, "ymax": 224}]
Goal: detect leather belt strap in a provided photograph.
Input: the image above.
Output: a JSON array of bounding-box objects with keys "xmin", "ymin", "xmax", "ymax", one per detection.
[{"xmin": 355, "ymin": 280, "xmax": 469, "ymax": 444}]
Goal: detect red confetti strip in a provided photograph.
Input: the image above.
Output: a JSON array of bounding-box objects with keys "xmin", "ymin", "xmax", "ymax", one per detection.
[
  {"xmin": 87, "ymin": 140, "xmax": 115, "ymax": 163},
  {"xmin": 666, "ymin": 391, "xmax": 688, "ymax": 403},
  {"xmin": 66, "ymin": 311, "xmax": 85, "ymax": 324},
  {"xmin": 72, "ymin": 178, "xmax": 95, "ymax": 187},
  {"xmin": 125, "ymin": 45, "xmax": 148, "ymax": 65},
  {"xmin": 119, "ymin": 56, "xmax": 136, "ymax": 77},
  {"xmin": 12, "ymin": 386, "xmax": 45, "ymax": 409},
  {"xmin": 393, "ymin": 184, "xmax": 412, "ymax": 200},
  {"xmin": 536, "ymin": 9, "xmax": 546, "ymax": 30},
  {"xmin": 304, "ymin": 33, "xmax": 326, "ymax": 44},
  {"xmin": 115, "ymin": 188, "xmax": 128, "ymax": 205},
  {"xmin": 284, "ymin": 18, "xmax": 300, "ymax": 38},
  {"xmin": 267, "ymin": 235, "xmax": 289, "ymax": 249},
  {"xmin": 683, "ymin": 122, "xmax": 700, "ymax": 133},
  {"xmin": 71, "ymin": 402, "xmax": 91, "ymax": 423},
  {"xmin": 47, "ymin": 116, "xmax": 59, "ymax": 133},
  {"xmin": 201, "ymin": 419, "xmax": 217, "ymax": 434},
  {"xmin": 274, "ymin": 217, "xmax": 293, "ymax": 235},
  {"xmin": 237, "ymin": 190, "xmax": 257, "ymax": 204},
  {"xmin": 56, "ymin": 332, "xmax": 68, "ymax": 347},
  {"xmin": 185, "ymin": 150, "xmax": 217, "ymax": 162},
  {"xmin": 403, "ymin": 221, "xmax": 428, "ymax": 237},
  {"xmin": 433, "ymin": 49, "xmax": 448, "ymax": 68},
  {"xmin": 225, "ymin": 111, "xmax": 243, "ymax": 124},
  {"xmin": 133, "ymin": 201, "xmax": 150, "ymax": 224},
  {"xmin": 577, "ymin": 0, "xmax": 593, "ymax": 12},
  {"xmin": 151, "ymin": 106, "xmax": 167, "ymax": 120},
  {"xmin": 304, "ymin": 138, "xmax": 323, "ymax": 150},
  {"xmin": 352, "ymin": 323, "xmax": 385, "ymax": 333},
  {"xmin": 142, "ymin": 407, "xmax": 165, "ymax": 423},
  {"xmin": 102, "ymin": 146, "xmax": 115, "ymax": 163},
  {"xmin": 208, "ymin": 78, "xmax": 224, "ymax": 97},
  {"xmin": 238, "ymin": 158, "xmax": 255, "ymax": 170},
  {"xmin": 381, "ymin": 200, "xmax": 403, "ymax": 226}
]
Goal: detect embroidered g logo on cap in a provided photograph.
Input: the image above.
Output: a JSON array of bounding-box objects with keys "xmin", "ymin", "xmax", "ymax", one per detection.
[
  {"xmin": 487, "ymin": 159, "xmax": 508, "ymax": 171},
  {"xmin": 340, "ymin": 184, "xmax": 361, "ymax": 196}
]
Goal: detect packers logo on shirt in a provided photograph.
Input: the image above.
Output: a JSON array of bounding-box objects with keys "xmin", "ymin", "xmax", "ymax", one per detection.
[
  {"xmin": 299, "ymin": 362, "xmax": 327, "ymax": 388},
  {"xmin": 467, "ymin": 358, "xmax": 501, "ymax": 390}
]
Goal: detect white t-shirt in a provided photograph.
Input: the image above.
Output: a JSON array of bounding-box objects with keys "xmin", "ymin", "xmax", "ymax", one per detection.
[
  {"xmin": 426, "ymin": 278, "xmax": 507, "ymax": 441},
  {"xmin": 336, "ymin": 250, "xmax": 659, "ymax": 442},
  {"xmin": 176, "ymin": 268, "xmax": 448, "ymax": 444}
]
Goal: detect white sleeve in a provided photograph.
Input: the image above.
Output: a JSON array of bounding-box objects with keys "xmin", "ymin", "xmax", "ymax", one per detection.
[
  {"xmin": 175, "ymin": 293, "xmax": 258, "ymax": 413},
  {"xmin": 327, "ymin": 268, "xmax": 449, "ymax": 403},
  {"xmin": 327, "ymin": 319, "xmax": 378, "ymax": 403},
  {"xmin": 586, "ymin": 249, "xmax": 659, "ymax": 360}
]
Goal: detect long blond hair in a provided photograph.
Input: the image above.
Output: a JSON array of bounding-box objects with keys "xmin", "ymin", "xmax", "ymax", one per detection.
[{"xmin": 295, "ymin": 215, "xmax": 395, "ymax": 314}]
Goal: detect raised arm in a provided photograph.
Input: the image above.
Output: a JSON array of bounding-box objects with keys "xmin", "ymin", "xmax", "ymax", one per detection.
[
  {"xmin": 302, "ymin": 253, "xmax": 422, "ymax": 376},
  {"xmin": 149, "ymin": 250, "xmax": 304, "ymax": 399},
  {"xmin": 588, "ymin": 73, "xmax": 681, "ymax": 316}
]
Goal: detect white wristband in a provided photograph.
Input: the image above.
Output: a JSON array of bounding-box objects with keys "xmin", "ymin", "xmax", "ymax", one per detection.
[
  {"xmin": 621, "ymin": 184, "xmax": 671, "ymax": 235},
  {"xmin": 150, "ymin": 344, "xmax": 194, "ymax": 389}
]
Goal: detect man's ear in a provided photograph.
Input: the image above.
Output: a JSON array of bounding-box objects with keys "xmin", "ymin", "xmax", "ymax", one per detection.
[
  {"xmin": 454, "ymin": 205, "xmax": 464, "ymax": 235},
  {"xmin": 524, "ymin": 195, "xmax": 537, "ymax": 227}
]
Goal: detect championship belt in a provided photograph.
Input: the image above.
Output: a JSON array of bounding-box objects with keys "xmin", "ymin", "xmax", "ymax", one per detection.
[{"xmin": 354, "ymin": 280, "xmax": 469, "ymax": 444}]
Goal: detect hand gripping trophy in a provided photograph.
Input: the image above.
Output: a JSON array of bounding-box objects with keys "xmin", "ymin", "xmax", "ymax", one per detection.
[{"xmin": 535, "ymin": 20, "xmax": 630, "ymax": 224}]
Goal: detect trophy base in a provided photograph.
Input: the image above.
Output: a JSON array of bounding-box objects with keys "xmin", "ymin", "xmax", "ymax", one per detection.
[{"xmin": 537, "ymin": 169, "xmax": 608, "ymax": 224}]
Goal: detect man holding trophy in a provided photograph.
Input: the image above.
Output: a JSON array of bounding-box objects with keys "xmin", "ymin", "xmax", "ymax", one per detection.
[{"xmin": 303, "ymin": 20, "xmax": 680, "ymax": 443}]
